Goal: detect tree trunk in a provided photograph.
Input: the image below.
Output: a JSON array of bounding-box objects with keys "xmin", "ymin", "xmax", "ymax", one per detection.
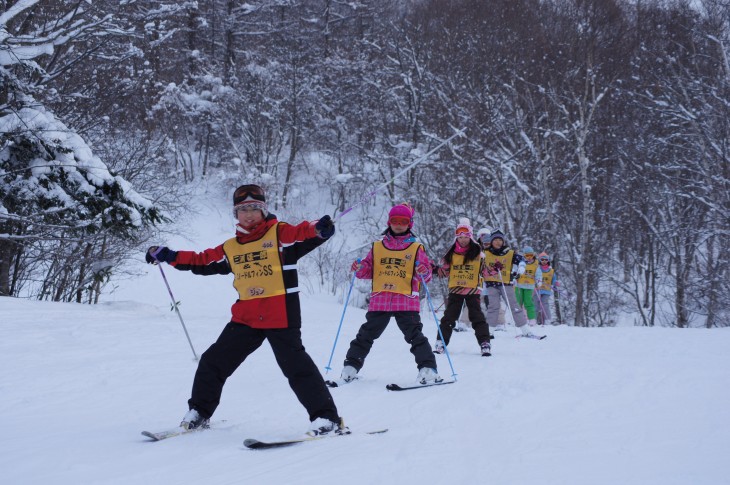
[
  {"xmin": 76, "ymin": 243, "xmax": 92, "ymax": 303},
  {"xmin": 0, "ymin": 240, "xmax": 12, "ymax": 296}
]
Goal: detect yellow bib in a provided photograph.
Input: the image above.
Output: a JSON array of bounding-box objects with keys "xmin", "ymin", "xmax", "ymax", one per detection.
[
  {"xmin": 483, "ymin": 249, "xmax": 514, "ymax": 283},
  {"xmin": 540, "ymin": 267, "xmax": 555, "ymax": 292},
  {"xmin": 371, "ymin": 241, "xmax": 422, "ymax": 295},
  {"xmin": 517, "ymin": 260, "xmax": 539, "ymax": 285},
  {"xmin": 447, "ymin": 253, "xmax": 482, "ymax": 289},
  {"xmin": 223, "ymin": 224, "xmax": 285, "ymax": 300}
]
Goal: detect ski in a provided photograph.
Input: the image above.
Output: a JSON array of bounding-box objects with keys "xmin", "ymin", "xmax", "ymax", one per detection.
[
  {"xmin": 244, "ymin": 429, "xmax": 388, "ymax": 450},
  {"xmin": 141, "ymin": 421, "xmax": 222, "ymax": 441},
  {"xmin": 142, "ymin": 426, "xmax": 203, "ymax": 441},
  {"xmin": 516, "ymin": 334, "xmax": 547, "ymax": 340},
  {"xmin": 386, "ymin": 380, "xmax": 455, "ymax": 391}
]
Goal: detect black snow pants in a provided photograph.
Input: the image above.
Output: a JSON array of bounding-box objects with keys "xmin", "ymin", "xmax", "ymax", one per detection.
[
  {"xmin": 188, "ymin": 322, "xmax": 339, "ymax": 422},
  {"xmin": 344, "ymin": 311, "xmax": 436, "ymax": 372},
  {"xmin": 437, "ymin": 293, "xmax": 491, "ymax": 346}
]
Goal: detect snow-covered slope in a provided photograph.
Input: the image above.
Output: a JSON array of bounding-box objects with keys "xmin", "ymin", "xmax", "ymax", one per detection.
[{"xmin": 1, "ymin": 190, "xmax": 727, "ymax": 485}]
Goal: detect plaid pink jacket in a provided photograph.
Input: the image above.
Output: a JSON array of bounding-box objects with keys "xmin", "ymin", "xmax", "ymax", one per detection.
[{"xmin": 355, "ymin": 233, "xmax": 432, "ymax": 312}]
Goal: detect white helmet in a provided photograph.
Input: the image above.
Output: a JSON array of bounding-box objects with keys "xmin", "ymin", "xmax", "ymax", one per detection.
[{"xmin": 477, "ymin": 227, "xmax": 492, "ymax": 243}]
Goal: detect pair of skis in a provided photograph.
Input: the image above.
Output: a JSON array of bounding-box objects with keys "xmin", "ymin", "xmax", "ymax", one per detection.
[
  {"xmin": 494, "ymin": 328, "xmax": 548, "ymax": 340},
  {"xmin": 141, "ymin": 424, "xmax": 389, "ymax": 449},
  {"xmin": 325, "ymin": 376, "xmax": 456, "ymax": 391},
  {"xmin": 143, "ymin": 377, "xmax": 454, "ymax": 447}
]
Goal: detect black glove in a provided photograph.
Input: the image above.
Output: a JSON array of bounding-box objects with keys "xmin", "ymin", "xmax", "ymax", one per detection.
[
  {"xmin": 315, "ymin": 215, "xmax": 335, "ymax": 238},
  {"xmin": 145, "ymin": 246, "xmax": 177, "ymax": 264}
]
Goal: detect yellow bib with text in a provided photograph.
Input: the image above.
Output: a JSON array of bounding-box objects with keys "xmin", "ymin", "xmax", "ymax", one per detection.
[
  {"xmin": 517, "ymin": 260, "xmax": 539, "ymax": 285},
  {"xmin": 484, "ymin": 250, "xmax": 514, "ymax": 283},
  {"xmin": 540, "ymin": 267, "xmax": 555, "ymax": 292},
  {"xmin": 223, "ymin": 224, "xmax": 285, "ymax": 300},
  {"xmin": 447, "ymin": 253, "xmax": 482, "ymax": 289},
  {"xmin": 372, "ymin": 241, "xmax": 421, "ymax": 295}
]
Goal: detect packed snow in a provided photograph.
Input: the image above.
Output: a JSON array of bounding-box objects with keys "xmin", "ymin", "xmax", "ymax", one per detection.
[{"xmin": 1, "ymin": 191, "xmax": 728, "ymax": 485}]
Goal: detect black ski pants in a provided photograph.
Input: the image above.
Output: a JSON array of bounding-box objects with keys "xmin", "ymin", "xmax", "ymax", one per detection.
[
  {"xmin": 344, "ymin": 311, "xmax": 436, "ymax": 372},
  {"xmin": 438, "ymin": 293, "xmax": 491, "ymax": 346},
  {"xmin": 188, "ymin": 322, "xmax": 339, "ymax": 423}
]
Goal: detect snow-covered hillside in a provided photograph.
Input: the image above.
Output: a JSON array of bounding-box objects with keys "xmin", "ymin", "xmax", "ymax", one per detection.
[{"xmin": 1, "ymin": 190, "xmax": 728, "ymax": 485}]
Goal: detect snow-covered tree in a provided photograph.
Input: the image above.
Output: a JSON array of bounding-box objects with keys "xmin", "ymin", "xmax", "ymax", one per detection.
[{"xmin": 1, "ymin": 1, "xmax": 165, "ymax": 300}]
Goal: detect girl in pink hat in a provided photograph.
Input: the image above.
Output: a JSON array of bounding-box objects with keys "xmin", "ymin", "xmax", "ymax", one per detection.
[
  {"xmin": 339, "ymin": 203, "xmax": 442, "ymax": 385},
  {"xmin": 433, "ymin": 218, "xmax": 492, "ymax": 356}
]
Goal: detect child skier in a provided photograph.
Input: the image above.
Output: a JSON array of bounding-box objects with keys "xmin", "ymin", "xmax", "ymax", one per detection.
[
  {"xmin": 433, "ymin": 219, "xmax": 492, "ymax": 356},
  {"xmin": 483, "ymin": 229, "xmax": 534, "ymax": 337},
  {"xmin": 535, "ymin": 252, "xmax": 560, "ymax": 325},
  {"xmin": 476, "ymin": 227, "xmax": 492, "ymax": 315},
  {"xmin": 145, "ymin": 184, "xmax": 346, "ymax": 437},
  {"xmin": 514, "ymin": 246, "xmax": 542, "ymax": 327},
  {"xmin": 340, "ymin": 203, "xmax": 441, "ymax": 385}
]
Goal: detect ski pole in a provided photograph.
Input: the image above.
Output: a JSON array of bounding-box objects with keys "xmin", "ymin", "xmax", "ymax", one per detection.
[
  {"xmin": 418, "ymin": 265, "xmax": 457, "ymax": 380},
  {"xmin": 497, "ymin": 271, "xmax": 519, "ymax": 335},
  {"xmin": 324, "ymin": 259, "xmax": 359, "ymax": 373},
  {"xmin": 157, "ymin": 264, "xmax": 199, "ymax": 361},
  {"xmin": 336, "ymin": 128, "xmax": 466, "ymax": 221},
  {"xmin": 533, "ymin": 286, "xmax": 548, "ymax": 325},
  {"xmin": 434, "ymin": 300, "xmax": 447, "ymax": 314}
]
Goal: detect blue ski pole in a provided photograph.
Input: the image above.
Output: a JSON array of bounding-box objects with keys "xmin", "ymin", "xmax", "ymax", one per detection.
[
  {"xmin": 324, "ymin": 259, "xmax": 360, "ymax": 373},
  {"xmin": 418, "ymin": 264, "xmax": 457, "ymax": 380}
]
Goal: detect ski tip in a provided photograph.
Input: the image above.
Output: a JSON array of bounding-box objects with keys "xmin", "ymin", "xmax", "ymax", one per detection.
[
  {"xmin": 243, "ymin": 438, "xmax": 261, "ymax": 448},
  {"xmin": 141, "ymin": 431, "xmax": 159, "ymax": 441},
  {"xmin": 385, "ymin": 384, "xmax": 402, "ymax": 391},
  {"xmin": 325, "ymin": 380, "xmax": 339, "ymax": 388}
]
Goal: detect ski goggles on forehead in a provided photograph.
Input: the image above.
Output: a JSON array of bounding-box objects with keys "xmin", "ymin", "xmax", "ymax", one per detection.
[
  {"xmin": 525, "ymin": 253, "xmax": 535, "ymax": 258},
  {"xmin": 388, "ymin": 216, "xmax": 411, "ymax": 226},
  {"xmin": 455, "ymin": 227, "xmax": 471, "ymax": 236},
  {"xmin": 234, "ymin": 185, "xmax": 265, "ymax": 204},
  {"xmin": 539, "ymin": 258, "xmax": 549, "ymax": 262}
]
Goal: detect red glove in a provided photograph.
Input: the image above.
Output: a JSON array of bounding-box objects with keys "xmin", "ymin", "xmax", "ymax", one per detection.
[
  {"xmin": 437, "ymin": 267, "xmax": 449, "ymax": 278},
  {"xmin": 351, "ymin": 260, "xmax": 361, "ymax": 272},
  {"xmin": 416, "ymin": 263, "xmax": 430, "ymax": 276}
]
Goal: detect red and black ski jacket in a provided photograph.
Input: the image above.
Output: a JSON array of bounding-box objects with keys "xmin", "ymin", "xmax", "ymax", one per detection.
[{"xmin": 170, "ymin": 214, "xmax": 327, "ymax": 329}]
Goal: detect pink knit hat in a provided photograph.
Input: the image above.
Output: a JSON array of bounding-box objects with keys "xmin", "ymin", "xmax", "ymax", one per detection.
[
  {"xmin": 455, "ymin": 217, "xmax": 474, "ymax": 241},
  {"xmin": 388, "ymin": 203, "xmax": 415, "ymax": 228}
]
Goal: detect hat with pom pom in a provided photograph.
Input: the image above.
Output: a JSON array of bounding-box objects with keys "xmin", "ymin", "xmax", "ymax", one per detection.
[{"xmin": 455, "ymin": 218, "xmax": 474, "ymax": 240}]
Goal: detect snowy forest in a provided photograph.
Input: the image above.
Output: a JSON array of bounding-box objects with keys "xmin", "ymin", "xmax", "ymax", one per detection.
[{"xmin": 1, "ymin": 0, "xmax": 729, "ymax": 328}]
